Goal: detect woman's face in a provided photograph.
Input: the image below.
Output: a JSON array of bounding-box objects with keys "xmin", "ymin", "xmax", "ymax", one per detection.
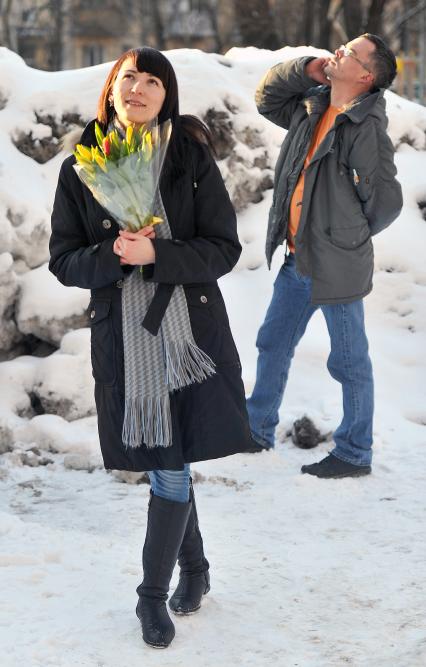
[{"xmin": 111, "ymin": 57, "xmax": 166, "ymax": 128}]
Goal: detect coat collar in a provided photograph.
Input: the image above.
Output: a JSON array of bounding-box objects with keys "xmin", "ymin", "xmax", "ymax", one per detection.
[{"xmin": 302, "ymin": 86, "xmax": 387, "ymax": 125}]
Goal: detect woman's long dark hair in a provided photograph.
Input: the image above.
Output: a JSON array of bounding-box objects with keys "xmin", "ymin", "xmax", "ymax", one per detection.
[{"xmin": 97, "ymin": 47, "xmax": 215, "ymax": 177}]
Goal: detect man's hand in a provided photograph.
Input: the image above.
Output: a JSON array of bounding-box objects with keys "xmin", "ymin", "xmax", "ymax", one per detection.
[
  {"xmin": 305, "ymin": 58, "xmax": 330, "ymax": 85},
  {"xmin": 113, "ymin": 226, "xmax": 156, "ymax": 265}
]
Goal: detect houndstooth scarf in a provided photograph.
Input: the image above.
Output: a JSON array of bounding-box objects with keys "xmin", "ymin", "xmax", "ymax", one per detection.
[{"xmin": 121, "ymin": 190, "xmax": 216, "ymax": 449}]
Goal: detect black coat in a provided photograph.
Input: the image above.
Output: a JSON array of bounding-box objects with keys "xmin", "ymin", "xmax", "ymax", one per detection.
[{"xmin": 49, "ymin": 120, "xmax": 252, "ymax": 471}]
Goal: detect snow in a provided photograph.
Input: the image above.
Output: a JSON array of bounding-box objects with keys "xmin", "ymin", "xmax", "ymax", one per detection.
[
  {"xmin": 17, "ymin": 263, "xmax": 88, "ymax": 344},
  {"xmin": 18, "ymin": 263, "xmax": 87, "ymax": 322},
  {"xmin": 1, "ymin": 446, "xmax": 425, "ymax": 666},
  {"xmin": 1, "ymin": 45, "xmax": 426, "ymax": 666}
]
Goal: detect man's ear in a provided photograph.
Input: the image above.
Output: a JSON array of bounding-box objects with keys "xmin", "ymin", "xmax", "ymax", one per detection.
[{"xmin": 361, "ymin": 72, "xmax": 375, "ymax": 88}]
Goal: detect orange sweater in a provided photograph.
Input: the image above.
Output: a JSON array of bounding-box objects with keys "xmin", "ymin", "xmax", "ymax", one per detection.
[{"xmin": 287, "ymin": 105, "xmax": 341, "ymax": 252}]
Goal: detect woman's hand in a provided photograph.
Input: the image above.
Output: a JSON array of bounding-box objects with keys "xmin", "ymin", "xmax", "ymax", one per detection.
[{"xmin": 113, "ymin": 226, "xmax": 156, "ymax": 265}]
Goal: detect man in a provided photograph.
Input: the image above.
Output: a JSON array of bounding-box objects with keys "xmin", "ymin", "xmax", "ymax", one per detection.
[{"xmin": 246, "ymin": 34, "xmax": 403, "ymax": 478}]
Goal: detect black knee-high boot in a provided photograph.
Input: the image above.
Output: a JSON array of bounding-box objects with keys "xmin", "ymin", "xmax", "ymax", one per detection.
[
  {"xmin": 136, "ymin": 493, "xmax": 191, "ymax": 648},
  {"xmin": 169, "ymin": 481, "xmax": 210, "ymax": 615}
]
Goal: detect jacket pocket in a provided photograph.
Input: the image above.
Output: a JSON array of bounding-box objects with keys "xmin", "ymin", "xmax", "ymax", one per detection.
[
  {"xmin": 330, "ymin": 222, "xmax": 371, "ymax": 250},
  {"xmin": 88, "ymin": 299, "xmax": 116, "ymax": 386},
  {"xmin": 185, "ymin": 283, "xmax": 225, "ymax": 317},
  {"xmin": 351, "ymin": 169, "xmax": 373, "ymax": 203}
]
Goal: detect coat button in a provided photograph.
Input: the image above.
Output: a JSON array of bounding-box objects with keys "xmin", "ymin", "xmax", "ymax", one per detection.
[
  {"xmin": 102, "ymin": 219, "xmax": 112, "ymax": 229},
  {"xmin": 200, "ymin": 295, "xmax": 208, "ymax": 304},
  {"xmin": 116, "ymin": 279, "xmax": 124, "ymax": 288},
  {"xmin": 90, "ymin": 309, "xmax": 96, "ymax": 319}
]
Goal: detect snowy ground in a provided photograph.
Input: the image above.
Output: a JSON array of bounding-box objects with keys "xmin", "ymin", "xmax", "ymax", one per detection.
[
  {"xmin": 2, "ymin": 239, "xmax": 426, "ymax": 666},
  {"xmin": 1, "ymin": 423, "xmax": 425, "ymax": 666},
  {"xmin": 1, "ymin": 44, "xmax": 426, "ymax": 666}
]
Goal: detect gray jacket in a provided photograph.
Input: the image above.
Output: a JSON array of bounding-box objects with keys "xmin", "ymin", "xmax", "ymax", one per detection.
[{"xmin": 256, "ymin": 57, "xmax": 403, "ymax": 304}]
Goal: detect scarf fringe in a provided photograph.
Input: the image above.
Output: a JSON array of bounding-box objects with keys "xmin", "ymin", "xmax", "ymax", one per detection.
[
  {"xmin": 122, "ymin": 394, "xmax": 172, "ymax": 449},
  {"xmin": 164, "ymin": 338, "xmax": 216, "ymax": 391}
]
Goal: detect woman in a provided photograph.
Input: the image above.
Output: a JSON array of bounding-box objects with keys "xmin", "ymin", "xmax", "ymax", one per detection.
[{"xmin": 49, "ymin": 47, "xmax": 252, "ymax": 649}]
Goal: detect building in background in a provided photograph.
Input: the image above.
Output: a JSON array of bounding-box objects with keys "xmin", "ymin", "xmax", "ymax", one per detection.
[
  {"xmin": 1, "ymin": 0, "xmax": 144, "ymax": 70},
  {"xmin": 0, "ymin": 0, "xmax": 234, "ymax": 70}
]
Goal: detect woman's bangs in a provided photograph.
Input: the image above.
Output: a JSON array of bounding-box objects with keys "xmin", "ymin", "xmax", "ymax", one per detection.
[{"xmin": 132, "ymin": 48, "xmax": 171, "ymax": 90}]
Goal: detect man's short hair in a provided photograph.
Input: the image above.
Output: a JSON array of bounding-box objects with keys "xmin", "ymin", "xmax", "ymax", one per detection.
[{"xmin": 362, "ymin": 33, "xmax": 397, "ymax": 90}]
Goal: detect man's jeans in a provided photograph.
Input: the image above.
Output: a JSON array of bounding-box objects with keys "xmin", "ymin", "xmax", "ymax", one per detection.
[{"xmin": 247, "ymin": 253, "xmax": 374, "ymax": 466}]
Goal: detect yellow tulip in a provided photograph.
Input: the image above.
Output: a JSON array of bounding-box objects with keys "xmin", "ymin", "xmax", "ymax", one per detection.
[
  {"xmin": 94, "ymin": 154, "xmax": 107, "ymax": 172},
  {"xmin": 75, "ymin": 154, "xmax": 87, "ymax": 167},
  {"xmin": 75, "ymin": 144, "xmax": 92, "ymax": 161},
  {"xmin": 126, "ymin": 125, "xmax": 133, "ymax": 145},
  {"xmin": 143, "ymin": 132, "xmax": 153, "ymax": 160}
]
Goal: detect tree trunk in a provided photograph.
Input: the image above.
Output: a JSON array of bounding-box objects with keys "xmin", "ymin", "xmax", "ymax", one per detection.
[
  {"xmin": 365, "ymin": 0, "xmax": 389, "ymax": 36},
  {"xmin": 317, "ymin": 0, "xmax": 332, "ymax": 49},
  {"xmin": 1, "ymin": 0, "xmax": 14, "ymax": 49},
  {"xmin": 204, "ymin": 0, "xmax": 222, "ymax": 52},
  {"xmin": 299, "ymin": 0, "xmax": 314, "ymax": 45},
  {"xmin": 342, "ymin": 0, "xmax": 363, "ymax": 40},
  {"xmin": 271, "ymin": 0, "xmax": 289, "ymax": 46},
  {"xmin": 234, "ymin": 0, "xmax": 279, "ymax": 49},
  {"xmin": 148, "ymin": 0, "xmax": 165, "ymax": 49},
  {"xmin": 49, "ymin": 0, "xmax": 64, "ymax": 70}
]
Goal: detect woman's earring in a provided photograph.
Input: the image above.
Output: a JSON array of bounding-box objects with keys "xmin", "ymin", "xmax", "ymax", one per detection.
[{"xmin": 108, "ymin": 97, "xmax": 114, "ymax": 107}]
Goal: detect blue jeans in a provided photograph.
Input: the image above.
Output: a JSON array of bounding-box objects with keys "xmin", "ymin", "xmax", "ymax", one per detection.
[
  {"xmin": 148, "ymin": 464, "xmax": 191, "ymax": 502},
  {"xmin": 247, "ymin": 253, "xmax": 374, "ymax": 466}
]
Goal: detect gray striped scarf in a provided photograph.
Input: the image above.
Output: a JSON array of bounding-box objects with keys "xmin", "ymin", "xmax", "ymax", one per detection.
[{"xmin": 121, "ymin": 191, "xmax": 216, "ymax": 449}]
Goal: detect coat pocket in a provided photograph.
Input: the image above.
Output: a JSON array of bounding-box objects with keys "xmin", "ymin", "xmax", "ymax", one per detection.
[
  {"xmin": 88, "ymin": 299, "xmax": 116, "ymax": 386},
  {"xmin": 330, "ymin": 222, "xmax": 371, "ymax": 250},
  {"xmin": 184, "ymin": 285, "xmax": 241, "ymax": 366},
  {"xmin": 350, "ymin": 169, "xmax": 373, "ymax": 203}
]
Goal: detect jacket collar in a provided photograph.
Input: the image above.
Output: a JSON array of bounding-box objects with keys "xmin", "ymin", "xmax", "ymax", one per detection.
[{"xmin": 302, "ymin": 86, "xmax": 386, "ymax": 125}]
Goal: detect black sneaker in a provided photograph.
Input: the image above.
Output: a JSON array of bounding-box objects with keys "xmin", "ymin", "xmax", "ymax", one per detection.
[{"xmin": 301, "ymin": 453, "xmax": 371, "ymax": 478}]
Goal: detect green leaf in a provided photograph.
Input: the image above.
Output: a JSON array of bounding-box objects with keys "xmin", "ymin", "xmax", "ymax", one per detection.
[{"xmin": 94, "ymin": 122, "xmax": 105, "ymax": 149}]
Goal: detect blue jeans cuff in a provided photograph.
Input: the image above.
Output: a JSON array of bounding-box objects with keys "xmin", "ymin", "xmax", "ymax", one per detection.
[
  {"xmin": 331, "ymin": 448, "xmax": 372, "ymax": 467},
  {"xmin": 251, "ymin": 431, "xmax": 274, "ymax": 450}
]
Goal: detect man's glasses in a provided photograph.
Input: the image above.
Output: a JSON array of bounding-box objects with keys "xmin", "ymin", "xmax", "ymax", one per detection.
[{"xmin": 337, "ymin": 45, "xmax": 371, "ymax": 73}]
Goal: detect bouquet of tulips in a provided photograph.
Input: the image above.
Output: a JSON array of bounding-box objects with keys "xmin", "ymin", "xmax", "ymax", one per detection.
[{"xmin": 73, "ymin": 119, "xmax": 172, "ymax": 232}]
